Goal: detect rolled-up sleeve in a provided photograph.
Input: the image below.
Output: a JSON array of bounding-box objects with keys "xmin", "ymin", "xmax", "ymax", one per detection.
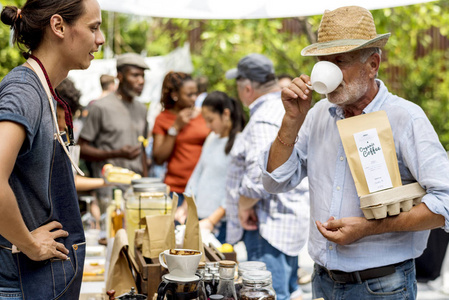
[
  {"xmin": 398, "ymin": 112, "xmax": 449, "ymax": 231},
  {"xmin": 259, "ymin": 142, "xmax": 306, "ymax": 194}
]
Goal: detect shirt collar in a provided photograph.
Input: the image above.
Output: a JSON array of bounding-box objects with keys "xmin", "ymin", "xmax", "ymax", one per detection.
[
  {"xmin": 328, "ymin": 79, "xmax": 387, "ymax": 119},
  {"xmin": 248, "ymin": 91, "xmax": 282, "ymax": 116}
]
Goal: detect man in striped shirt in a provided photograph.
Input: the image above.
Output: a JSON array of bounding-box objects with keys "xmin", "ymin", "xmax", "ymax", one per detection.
[{"xmin": 225, "ymin": 53, "xmax": 310, "ymax": 300}]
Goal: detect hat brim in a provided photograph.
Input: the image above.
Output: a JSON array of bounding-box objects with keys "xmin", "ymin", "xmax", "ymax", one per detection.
[
  {"xmin": 301, "ymin": 33, "xmax": 391, "ymax": 57},
  {"xmin": 225, "ymin": 68, "xmax": 239, "ymax": 80}
]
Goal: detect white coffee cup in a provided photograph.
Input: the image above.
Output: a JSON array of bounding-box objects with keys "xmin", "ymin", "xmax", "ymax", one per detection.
[
  {"xmin": 309, "ymin": 61, "xmax": 343, "ymax": 94},
  {"xmin": 158, "ymin": 249, "xmax": 202, "ymax": 278}
]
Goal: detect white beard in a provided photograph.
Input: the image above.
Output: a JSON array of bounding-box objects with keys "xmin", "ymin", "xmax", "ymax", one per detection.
[{"xmin": 328, "ymin": 69, "xmax": 369, "ymax": 107}]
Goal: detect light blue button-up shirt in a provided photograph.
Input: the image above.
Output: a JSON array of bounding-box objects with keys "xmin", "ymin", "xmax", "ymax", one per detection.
[{"xmin": 260, "ymin": 79, "xmax": 449, "ymax": 272}]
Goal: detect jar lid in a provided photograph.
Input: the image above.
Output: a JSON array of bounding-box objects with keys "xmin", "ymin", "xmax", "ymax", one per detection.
[
  {"xmin": 132, "ymin": 177, "xmax": 162, "ymax": 185},
  {"xmin": 238, "ymin": 261, "xmax": 266, "ymax": 274},
  {"xmin": 206, "ymin": 262, "xmax": 219, "ymax": 268},
  {"xmin": 198, "ymin": 261, "xmax": 206, "ymax": 269},
  {"xmin": 219, "ymin": 260, "xmax": 236, "ymax": 268},
  {"xmin": 133, "ymin": 183, "xmax": 167, "ymax": 193},
  {"xmin": 242, "ymin": 270, "xmax": 272, "ymax": 283}
]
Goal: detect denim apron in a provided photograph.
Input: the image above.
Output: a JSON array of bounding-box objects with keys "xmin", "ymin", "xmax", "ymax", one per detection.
[
  {"xmin": 13, "ymin": 139, "xmax": 86, "ymax": 300},
  {"xmin": 10, "ymin": 58, "xmax": 86, "ymax": 299}
]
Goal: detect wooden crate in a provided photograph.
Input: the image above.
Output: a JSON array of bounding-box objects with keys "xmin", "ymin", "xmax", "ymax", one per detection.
[
  {"xmin": 203, "ymin": 243, "xmax": 237, "ymax": 263},
  {"xmin": 135, "ymin": 249, "xmax": 168, "ymax": 296}
]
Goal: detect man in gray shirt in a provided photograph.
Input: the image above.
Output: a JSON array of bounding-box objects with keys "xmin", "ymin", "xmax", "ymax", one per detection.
[{"xmin": 79, "ymin": 53, "xmax": 149, "ymax": 178}]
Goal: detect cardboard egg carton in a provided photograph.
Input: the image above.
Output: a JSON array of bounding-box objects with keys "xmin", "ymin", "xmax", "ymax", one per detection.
[{"xmin": 360, "ymin": 182, "xmax": 426, "ymax": 219}]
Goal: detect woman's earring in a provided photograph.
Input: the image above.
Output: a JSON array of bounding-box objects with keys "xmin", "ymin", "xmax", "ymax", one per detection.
[{"xmin": 173, "ymin": 97, "xmax": 178, "ymax": 101}]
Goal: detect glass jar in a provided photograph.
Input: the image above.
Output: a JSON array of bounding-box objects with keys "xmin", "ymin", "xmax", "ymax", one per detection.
[
  {"xmin": 125, "ymin": 183, "xmax": 171, "ymax": 252},
  {"xmin": 240, "ymin": 270, "xmax": 276, "ymax": 300},
  {"xmin": 206, "ymin": 262, "xmax": 219, "ymax": 272},
  {"xmin": 236, "ymin": 261, "xmax": 266, "ymax": 298},
  {"xmin": 216, "ymin": 260, "xmax": 237, "ymax": 300},
  {"xmin": 238, "ymin": 261, "xmax": 267, "ymax": 277}
]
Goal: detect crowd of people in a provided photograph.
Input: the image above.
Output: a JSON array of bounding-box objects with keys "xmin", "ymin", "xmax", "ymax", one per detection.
[{"xmin": 0, "ymin": 1, "xmax": 449, "ymax": 300}]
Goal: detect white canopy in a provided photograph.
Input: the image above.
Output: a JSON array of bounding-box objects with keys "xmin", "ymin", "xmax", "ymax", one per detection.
[{"xmin": 97, "ymin": 0, "xmax": 436, "ymax": 19}]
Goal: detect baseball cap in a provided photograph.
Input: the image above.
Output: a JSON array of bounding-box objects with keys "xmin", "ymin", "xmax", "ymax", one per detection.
[
  {"xmin": 225, "ymin": 53, "xmax": 275, "ymax": 83},
  {"xmin": 116, "ymin": 53, "xmax": 149, "ymax": 70}
]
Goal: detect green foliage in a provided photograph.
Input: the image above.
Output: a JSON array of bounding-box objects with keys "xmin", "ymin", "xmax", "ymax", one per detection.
[
  {"xmin": 372, "ymin": 1, "xmax": 449, "ymax": 150},
  {"xmin": 0, "ymin": 0, "xmax": 26, "ymax": 78},
  {"xmin": 0, "ymin": 0, "xmax": 448, "ymax": 149}
]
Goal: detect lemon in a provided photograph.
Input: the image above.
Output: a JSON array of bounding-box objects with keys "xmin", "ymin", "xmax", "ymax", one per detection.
[{"xmin": 219, "ymin": 243, "xmax": 234, "ymax": 253}]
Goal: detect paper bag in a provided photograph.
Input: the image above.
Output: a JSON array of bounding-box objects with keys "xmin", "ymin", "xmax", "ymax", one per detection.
[
  {"xmin": 337, "ymin": 111, "xmax": 402, "ymax": 196},
  {"xmin": 142, "ymin": 193, "xmax": 178, "ymax": 258},
  {"xmin": 134, "ymin": 228, "xmax": 145, "ymax": 252},
  {"xmin": 105, "ymin": 229, "xmax": 138, "ymax": 296},
  {"xmin": 183, "ymin": 194, "xmax": 205, "ymax": 261}
]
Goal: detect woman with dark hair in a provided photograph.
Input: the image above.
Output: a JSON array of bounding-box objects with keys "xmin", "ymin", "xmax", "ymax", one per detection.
[
  {"xmin": 152, "ymin": 71, "xmax": 210, "ymax": 211},
  {"xmin": 183, "ymin": 91, "xmax": 246, "ymax": 243},
  {"xmin": 0, "ymin": 0, "xmax": 104, "ymax": 298}
]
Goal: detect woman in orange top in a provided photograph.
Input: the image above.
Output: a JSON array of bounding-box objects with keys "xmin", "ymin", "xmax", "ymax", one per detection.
[{"xmin": 152, "ymin": 72, "xmax": 210, "ymax": 209}]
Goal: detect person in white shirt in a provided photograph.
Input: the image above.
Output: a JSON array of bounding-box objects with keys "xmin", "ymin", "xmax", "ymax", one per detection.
[{"xmin": 181, "ymin": 91, "xmax": 246, "ymax": 243}]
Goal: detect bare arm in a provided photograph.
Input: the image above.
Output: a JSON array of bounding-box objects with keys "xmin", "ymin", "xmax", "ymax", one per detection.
[
  {"xmin": 152, "ymin": 133, "xmax": 177, "ymax": 165},
  {"xmin": 200, "ymin": 206, "xmax": 226, "ymax": 232},
  {"xmin": 267, "ymin": 75, "xmax": 313, "ymax": 172},
  {"xmin": 207, "ymin": 206, "xmax": 226, "ymax": 226},
  {"xmin": 78, "ymin": 137, "xmax": 141, "ymax": 162},
  {"xmin": 152, "ymin": 107, "xmax": 197, "ymax": 165},
  {"xmin": 0, "ymin": 121, "xmax": 69, "ymax": 261},
  {"xmin": 74, "ymin": 175, "xmax": 107, "ymax": 192},
  {"xmin": 316, "ymin": 203, "xmax": 445, "ymax": 245}
]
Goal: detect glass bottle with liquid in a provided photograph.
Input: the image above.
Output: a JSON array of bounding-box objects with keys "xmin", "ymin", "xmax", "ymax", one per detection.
[
  {"xmin": 216, "ymin": 260, "xmax": 237, "ymax": 300},
  {"xmin": 209, "ymin": 265, "xmax": 220, "ymax": 295},
  {"xmin": 111, "ymin": 189, "xmax": 125, "ymax": 237},
  {"xmin": 203, "ymin": 273, "xmax": 214, "ymax": 297},
  {"xmin": 196, "ymin": 262, "xmax": 207, "ymax": 300}
]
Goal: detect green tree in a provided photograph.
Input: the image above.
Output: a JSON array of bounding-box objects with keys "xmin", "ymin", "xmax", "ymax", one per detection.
[
  {"xmin": 1, "ymin": 1, "xmax": 448, "ymax": 149},
  {"xmin": 0, "ymin": 0, "xmax": 26, "ymax": 77}
]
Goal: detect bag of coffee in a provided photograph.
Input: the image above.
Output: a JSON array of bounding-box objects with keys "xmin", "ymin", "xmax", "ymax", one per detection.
[{"xmin": 337, "ymin": 110, "xmax": 402, "ymax": 197}]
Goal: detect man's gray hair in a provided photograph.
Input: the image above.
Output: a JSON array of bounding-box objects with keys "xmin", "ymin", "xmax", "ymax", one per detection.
[
  {"xmin": 236, "ymin": 77, "xmax": 278, "ymax": 93},
  {"xmin": 359, "ymin": 47, "xmax": 382, "ymax": 63}
]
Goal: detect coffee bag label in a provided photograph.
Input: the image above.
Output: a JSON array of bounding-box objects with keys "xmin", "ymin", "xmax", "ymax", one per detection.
[{"xmin": 354, "ymin": 128, "xmax": 393, "ymax": 193}]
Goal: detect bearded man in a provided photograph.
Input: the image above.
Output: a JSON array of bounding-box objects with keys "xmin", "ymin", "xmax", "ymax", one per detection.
[{"xmin": 260, "ymin": 6, "xmax": 449, "ymax": 299}]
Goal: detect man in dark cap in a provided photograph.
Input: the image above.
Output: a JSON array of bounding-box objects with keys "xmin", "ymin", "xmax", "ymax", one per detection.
[
  {"xmin": 225, "ymin": 53, "xmax": 310, "ymax": 300},
  {"xmin": 79, "ymin": 53, "xmax": 149, "ymax": 178},
  {"xmin": 260, "ymin": 6, "xmax": 449, "ymax": 299}
]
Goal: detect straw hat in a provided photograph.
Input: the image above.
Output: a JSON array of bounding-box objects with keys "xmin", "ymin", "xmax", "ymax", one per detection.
[{"xmin": 301, "ymin": 6, "xmax": 391, "ymax": 57}]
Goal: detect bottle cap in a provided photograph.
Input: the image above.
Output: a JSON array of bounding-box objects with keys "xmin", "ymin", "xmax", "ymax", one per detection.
[{"xmin": 114, "ymin": 189, "xmax": 123, "ymax": 205}]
